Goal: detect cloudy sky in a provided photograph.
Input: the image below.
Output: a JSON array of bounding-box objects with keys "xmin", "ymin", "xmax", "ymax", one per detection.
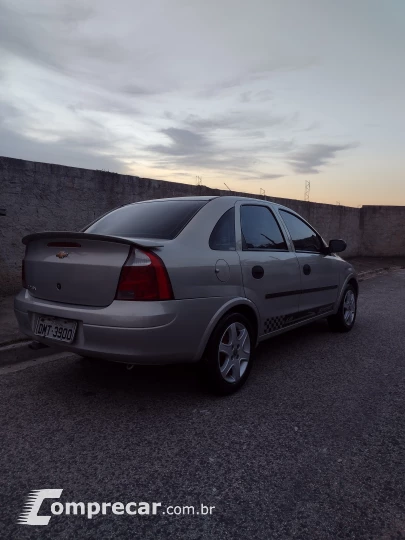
[{"xmin": 0, "ymin": 0, "xmax": 404, "ymax": 206}]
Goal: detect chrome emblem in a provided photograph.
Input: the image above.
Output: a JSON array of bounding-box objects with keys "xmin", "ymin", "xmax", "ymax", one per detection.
[{"xmin": 56, "ymin": 251, "xmax": 69, "ymax": 259}]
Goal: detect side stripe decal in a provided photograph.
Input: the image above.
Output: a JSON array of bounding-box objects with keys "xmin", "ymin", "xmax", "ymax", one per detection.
[{"xmin": 263, "ymin": 303, "xmax": 335, "ymax": 334}]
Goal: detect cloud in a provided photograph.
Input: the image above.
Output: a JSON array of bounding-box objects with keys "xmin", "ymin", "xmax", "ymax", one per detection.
[
  {"xmin": 295, "ymin": 122, "xmax": 320, "ymax": 133},
  {"xmin": 120, "ymin": 84, "xmax": 157, "ymax": 97},
  {"xmin": 145, "ymin": 126, "xmax": 288, "ymax": 182},
  {"xmin": 197, "ymin": 61, "xmax": 316, "ymax": 99},
  {"xmin": 256, "ymin": 173, "xmax": 285, "ymax": 180},
  {"xmin": 0, "ymin": 124, "xmax": 124, "ymax": 173},
  {"xmin": 0, "ymin": 3, "xmax": 95, "ymax": 75},
  {"xmin": 147, "ymin": 127, "xmax": 262, "ymax": 173},
  {"xmin": 67, "ymin": 94, "xmax": 139, "ymax": 116},
  {"xmin": 197, "ymin": 74, "xmax": 256, "ymax": 99},
  {"xmin": 0, "ymin": 96, "xmax": 129, "ymax": 173},
  {"xmin": 0, "ymin": 2, "xmax": 146, "ymax": 93},
  {"xmin": 0, "ymin": 100, "xmax": 23, "ymax": 123},
  {"xmin": 239, "ymin": 89, "xmax": 273, "ymax": 103},
  {"xmin": 287, "ymin": 143, "xmax": 358, "ymax": 174},
  {"xmin": 0, "ymin": 0, "xmax": 367, "ymax": 191},
  {"xmin": 183, "ymin": 111, "xmax": 293, "ymax": 132},
  {"xmin": 148, "ymin": 128, "xmax": 212, "ymax": 157}
]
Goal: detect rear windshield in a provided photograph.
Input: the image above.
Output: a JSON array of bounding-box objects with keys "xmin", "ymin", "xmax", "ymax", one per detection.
[{"xmin": 85, "ymin": 200, "xmax": 207, "ymax": 239}]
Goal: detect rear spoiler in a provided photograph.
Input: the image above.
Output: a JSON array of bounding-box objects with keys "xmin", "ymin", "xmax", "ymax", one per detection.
[{"xmin": 22, "ymin": 232, "xmax": 164, "ymax": 249}]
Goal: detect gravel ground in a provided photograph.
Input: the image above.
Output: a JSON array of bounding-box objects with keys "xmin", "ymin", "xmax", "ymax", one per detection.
[{"xmin": 0, "ymin": 270, "xmax": 404, "ymax": 539}]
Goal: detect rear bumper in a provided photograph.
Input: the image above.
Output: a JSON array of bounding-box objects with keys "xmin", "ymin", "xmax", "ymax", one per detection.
[{"xmin": 14, "ymin": 290, "xmax": 228, "ymax": 364}]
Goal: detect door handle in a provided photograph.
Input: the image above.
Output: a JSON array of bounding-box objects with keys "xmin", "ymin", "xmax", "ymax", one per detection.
[
  {"xmin": 303, "ymin": 264, "xmax": 311, "ymax": 275},
  {"xmin": 252, "ymin": 265, "xmax": 264, "ymax": 279}
]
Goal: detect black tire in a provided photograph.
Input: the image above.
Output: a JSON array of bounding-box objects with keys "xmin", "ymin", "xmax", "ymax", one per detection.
[
  {"xmin": 328, "ymin": 284, "xmax": 357, "ymax": 332},
  {"xmin": 200, "ymin": 312, "xmax": 256, "ymax": 395}
]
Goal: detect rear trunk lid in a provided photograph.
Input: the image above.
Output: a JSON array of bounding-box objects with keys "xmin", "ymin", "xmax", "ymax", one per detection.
[{"xmin": 22, "ymin": 232, "xmax": 163, "ymax": 307}]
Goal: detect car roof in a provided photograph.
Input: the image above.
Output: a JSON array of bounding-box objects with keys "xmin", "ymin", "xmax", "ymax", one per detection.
[
  {"xmin": 131, "ymin": 195, "xmax": 296, "ymax": 213},
  {"xmin": 137, "ymin": 195, "xmax": 278, "ymax": 204},
  {"xmin": 136, "ymin": 196, "xmax": 217, "ymax": 203}
]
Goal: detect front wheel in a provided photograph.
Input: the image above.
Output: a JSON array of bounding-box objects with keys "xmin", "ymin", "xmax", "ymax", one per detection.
[
  {"xmin": 201, "ymin": 312, "xmax": 255, "ymax": 395},
  {"xmin": 328, "ymin": 285, "xmax": 357, "ymax": 332}
]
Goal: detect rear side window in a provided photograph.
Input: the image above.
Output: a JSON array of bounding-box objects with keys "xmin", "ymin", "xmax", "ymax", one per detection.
[
  {"xmin": 241, "ymin": 205, "xmax": 287, "ymax": 250},
  {"xmin": 85, "ymin": 200, "xmax": 207, "ymax": 239},
  {"xmin": 209, "ymin": 208, "xmax": 236, "ymax": 250},
  {"xmin": 279, "ymin": 210, "xmax": 323, "ymax": 252}
]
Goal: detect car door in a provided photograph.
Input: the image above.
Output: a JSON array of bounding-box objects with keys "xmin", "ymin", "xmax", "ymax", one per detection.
[
  {"xmin": 236, "ymin": 202, "xmax": 301, "ymax": 336},
  {"xmin": 277, "ymin": 209, "xmax": 339, "ymax": 316}
]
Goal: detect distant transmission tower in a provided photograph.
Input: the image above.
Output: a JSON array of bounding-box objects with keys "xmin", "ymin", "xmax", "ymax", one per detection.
[
  {"xmin": 196, "ymin": 176, "xmax": 202, "ymax": 186},
  {"xmin": 304, "ymin": 180, "xmax": 310, "ymax": 202},
  {"xmin": 260, "ymin": 188, "xmax": 266, "ymax": 200}
]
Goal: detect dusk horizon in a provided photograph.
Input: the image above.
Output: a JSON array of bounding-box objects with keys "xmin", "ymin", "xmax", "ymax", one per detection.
[{"xmin": 1, "ymin": 0, "xmax": 404, "ymax": 207}]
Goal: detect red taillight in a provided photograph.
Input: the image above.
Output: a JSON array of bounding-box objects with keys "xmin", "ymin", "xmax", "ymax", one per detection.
[
  {"xmin": 22, "ymin": 259, "xmax": 27, "ymax": 289},
  {"xmin": 115, "ymin": 248, "xmax": 173, "ymax": 301}
]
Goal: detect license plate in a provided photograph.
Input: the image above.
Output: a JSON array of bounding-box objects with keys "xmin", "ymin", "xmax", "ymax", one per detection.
[{"xmin": 34, "ymin": 316, "xmax": 77, "ymax": 343}]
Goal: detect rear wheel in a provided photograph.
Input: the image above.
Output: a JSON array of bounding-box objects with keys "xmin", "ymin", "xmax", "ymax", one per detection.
[
  {"xmin": 328, "ymin": 284, "xmax": 357, "ymax": 332},
  {"xmin": 201, "ymin": 312, "xmax": 255, "ymax": 395}
]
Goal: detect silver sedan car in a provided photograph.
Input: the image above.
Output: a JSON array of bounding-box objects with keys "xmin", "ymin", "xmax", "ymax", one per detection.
[{"xmin": 15, "ymin": 196, "xmax": 358, "ymax": 394}]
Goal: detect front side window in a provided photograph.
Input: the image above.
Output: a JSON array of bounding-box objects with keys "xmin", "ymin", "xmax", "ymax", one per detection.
[
  {"xmin": 209, "ymin": 208, "xmax": 236, "ymax": 250},
  {"xmin": 279, "ymin": 210, "xmax": 323, "ymax": 253},
  {"xmin": 240, "ymin": 205, "xmax": 287, "ymax": 251}
]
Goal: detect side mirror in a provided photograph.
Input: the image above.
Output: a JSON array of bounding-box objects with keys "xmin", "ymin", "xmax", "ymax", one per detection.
[{"xmin": 328, "ymin": 239, "xmax": 347, "ymax": 253}]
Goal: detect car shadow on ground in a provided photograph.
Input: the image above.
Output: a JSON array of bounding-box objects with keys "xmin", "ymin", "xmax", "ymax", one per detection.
[{"xmin": 47, "ymin": 318, "xmax": 331, "ymax": 401}]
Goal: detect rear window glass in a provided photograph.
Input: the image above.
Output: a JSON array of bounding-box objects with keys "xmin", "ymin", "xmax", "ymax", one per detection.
[{"xmin": 85, "ymin": 200, "xmax": 207, "ymax": 239}]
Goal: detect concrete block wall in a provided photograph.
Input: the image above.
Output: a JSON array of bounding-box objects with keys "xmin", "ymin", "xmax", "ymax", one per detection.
[
  {"xmin": 360, "ymin": 206, "xmax": 405, "ymax": 257},
  {"xmin": 0, "ymin": 156, "xmax": 403, "ymax": 296}
]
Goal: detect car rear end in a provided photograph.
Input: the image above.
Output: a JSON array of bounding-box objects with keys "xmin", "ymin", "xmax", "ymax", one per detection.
[{"xmin": 14, "ymin": 197, "xmax": 235, "ymax": 364}]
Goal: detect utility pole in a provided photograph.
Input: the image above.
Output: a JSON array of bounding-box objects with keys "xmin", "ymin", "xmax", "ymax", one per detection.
[{"xmin": 304, "ymin": 180, "xmax": 310, "ymax": 202}]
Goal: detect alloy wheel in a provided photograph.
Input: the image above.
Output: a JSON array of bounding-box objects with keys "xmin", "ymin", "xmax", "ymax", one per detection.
[
  {"xmin": 343, "ymin": 289, "xmax": 356, "ymax": 325},
  {"xmin": 218, "ymin": 322, "xmax": 251, "ymax": 383}
]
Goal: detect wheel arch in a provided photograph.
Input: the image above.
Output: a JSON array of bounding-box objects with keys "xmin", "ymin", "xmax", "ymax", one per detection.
[
  {"xmin": 193, "ymin": 298, "xmax": 260, "ymax": 362},
  {"xmin": 335, "ymin": 273, "xmax": 359, "ymax": 311},
  {"xmin": 348, "ymin": 277, "xmax": 359, "ymax": 297},
  {"xmin": 227, "ymin": 304, "xmax": 259, "ymax": 343}
]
